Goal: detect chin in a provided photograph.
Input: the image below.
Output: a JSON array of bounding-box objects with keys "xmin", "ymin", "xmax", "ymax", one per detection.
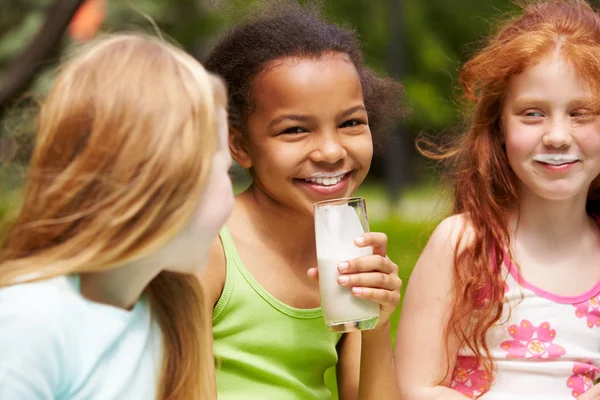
[
  {"xmin": 533, "ymin": 188, "xmax": 583, "ymax": 202},
  {"xmin": 521, "ymin": 179, "xmax": 587, "ymax": 201}
]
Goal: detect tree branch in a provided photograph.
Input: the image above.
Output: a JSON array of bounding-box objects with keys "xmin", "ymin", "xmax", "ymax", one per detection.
[{"xmin": 0, "ymin": 0, "xmax": 86, "ymax": 120}]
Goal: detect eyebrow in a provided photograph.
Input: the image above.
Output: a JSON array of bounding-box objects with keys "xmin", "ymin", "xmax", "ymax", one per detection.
[
  {"xmin": 513, "ymin": 97, "xmax": 594, "ymax": 107},
  {"xmin": 340, "ymin": 105, "xmax": 367, "ymax": 118},
  {"xmin": 268, "ymin": 114, "xmax": 311, "ymax": 129},
  {"xmin": 268, "ymin": 105, "xmax": 367, "ymax": 129}
]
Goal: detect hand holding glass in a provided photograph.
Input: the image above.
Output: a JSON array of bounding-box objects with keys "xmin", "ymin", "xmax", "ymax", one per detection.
[{"xmin": 314, "ymin": 197, "xmax": 379, "ymax": 333}]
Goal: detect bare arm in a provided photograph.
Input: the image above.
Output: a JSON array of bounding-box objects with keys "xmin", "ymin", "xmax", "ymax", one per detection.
[
  {"xmin": 394, "ymin": 216, "xmax": 471, "ymax": 400},
  {"xmin": 334, "ymin": 232, "xmax": 402, "ymax": 399},
  {"xmin": 336, "ymin": 328, "xmax": 399, "ymax": 400},
  {"xmin": 336, "ymin": 333, "xmax": 360, "ymax": 400},
  {"xmin": 337, "ymin": 324, "xmax": 398, "ymax": 400},
  {"xmin": 359, "ymin": 323, "xmax": 397, "ymax": 399}
]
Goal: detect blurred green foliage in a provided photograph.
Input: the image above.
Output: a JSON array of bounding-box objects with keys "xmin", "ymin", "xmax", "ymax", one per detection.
[
  {"xmin": 0, "ymin": 0, "xmax": 519, "ymax": 138},
  {"xmin": 0, "ymin": 0, "xmax": 524, "ymax": 190}
]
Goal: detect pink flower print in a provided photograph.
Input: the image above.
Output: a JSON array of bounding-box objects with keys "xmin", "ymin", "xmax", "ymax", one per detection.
[
  {"xmin": 500, "ymin": 320, "xmax": 566, "ymax": 359},
  {"xmin": 450, "ymin": 356, "xmax": 491, "ymax": 398},
  {"xmin": 567, "ymin": 363, "xmax": 600, "ymax": 398},
  {"xmin": 574, "ymin": 296, "xmax": 600, "ymax": 328}
]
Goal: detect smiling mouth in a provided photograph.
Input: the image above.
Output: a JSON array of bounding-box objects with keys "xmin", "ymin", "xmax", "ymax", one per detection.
[
  {"xmin": 303, "ymin": 172, "xmax": 348, "ymax": 186},
  {"xmin": 537, "ymin": 160, "xmax": 579, "ymax": 166},
  {"xmin": 532, "ymin": 155, "xmax": 581, "ymax": 166}
]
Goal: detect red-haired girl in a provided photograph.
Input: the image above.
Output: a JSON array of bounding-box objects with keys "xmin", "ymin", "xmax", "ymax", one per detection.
[{"xmin": 396, "ymin": 1, "xmax": 600, "ymax": 399}]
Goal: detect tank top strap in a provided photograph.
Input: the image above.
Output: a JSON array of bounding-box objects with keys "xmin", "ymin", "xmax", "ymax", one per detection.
[
  {"xmin": 213, "ymin": 226, "xmax": 237, "ymax": 319},
  {"xmin": 215, "ymin": 225, "xmax": 323, "ymax": 319}
]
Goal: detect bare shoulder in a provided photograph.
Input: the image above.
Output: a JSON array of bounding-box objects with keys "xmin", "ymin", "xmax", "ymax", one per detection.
[
  {"xmin": 406, "ymin": 213, "xmax": 475, "ymax": 286},
  {"xmin": 395, "ymin": 214, "xmax": 475, "ymax": 398},
  {"xmin": 427, "ymin": 213, "xmax": 474, "ymax": 254},
  {"xmin": 432, "ymin": 213, "xmax": 472, "ymax": 239},
  {"xmin": 198, "ymin": 237, "xmax": 227, "ymax": 308}
]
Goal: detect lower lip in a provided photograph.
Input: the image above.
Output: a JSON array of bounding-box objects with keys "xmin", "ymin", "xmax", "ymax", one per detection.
[
  {"xmin": 295, "ymin": 173, "xmax": 351, "ymax": 197},
  {"xmin": 536, "ymin": 161, "xmax": 579, "ymax": 172}
]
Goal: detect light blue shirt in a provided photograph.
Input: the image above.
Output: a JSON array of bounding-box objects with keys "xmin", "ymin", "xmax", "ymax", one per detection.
[{"xmin": 0, "ymin": 275, "xmax": 161, "ymax": 399}]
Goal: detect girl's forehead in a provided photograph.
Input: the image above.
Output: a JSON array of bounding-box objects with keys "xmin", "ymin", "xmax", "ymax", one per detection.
[
  {"xmin": 250, "ymin": 57, "xmax": 363, "ymax": 113},
  {"xmin": 261, "ymin": 51, "xmax": 353, "ymax": 71},
  {"xmin": 503, "ymin": 51, "xmax": 595, "ymax": 102},
  {"xmin": 254, "ymin": 55, "xmax": 360, "ymax": 95},
  {"xmin": 243, "ymin": 54, "xmax": 366, "ymax": 135}
]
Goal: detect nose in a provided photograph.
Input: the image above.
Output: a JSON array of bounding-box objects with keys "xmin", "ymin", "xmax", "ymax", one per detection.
[
  {"xmin": 310, "ymin": 131, "xmax": 347, "ymax": 164},
  {"xmin": 542, "ymin": 118, "xmax": 573, "ymax": 148}
]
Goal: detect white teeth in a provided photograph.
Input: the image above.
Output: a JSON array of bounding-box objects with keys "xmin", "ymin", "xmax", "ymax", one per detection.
[
  {"xmin": 533, "ymin": 154, "xmax": 581, "ymax": 165},
  {"xmin": 305, "ymin": 174, "xmax": 345, "ymax": 186}
]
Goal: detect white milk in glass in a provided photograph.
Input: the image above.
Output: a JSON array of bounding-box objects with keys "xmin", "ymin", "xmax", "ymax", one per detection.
[{"xmin": 314, "ymin": 199, "xmax": 379, "ymax": 332}]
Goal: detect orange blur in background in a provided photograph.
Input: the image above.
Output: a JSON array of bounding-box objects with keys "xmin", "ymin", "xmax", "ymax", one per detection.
[{"xmin": 69, "ymin": 0, "xmax": 107, "ymax": 42}]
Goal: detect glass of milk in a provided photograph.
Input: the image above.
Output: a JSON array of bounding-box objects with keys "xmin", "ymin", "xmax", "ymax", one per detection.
[{"xmin": 314, "ymin": 197, "xmax": 379, "ymax": 333}]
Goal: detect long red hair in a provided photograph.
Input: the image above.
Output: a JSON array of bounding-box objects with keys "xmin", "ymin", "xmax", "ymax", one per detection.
[{"xmin": 421, "ymin": 0, "xmax": 600, "ymax": 393}]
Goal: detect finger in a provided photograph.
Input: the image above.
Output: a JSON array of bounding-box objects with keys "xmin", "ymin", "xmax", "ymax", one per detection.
[
  {"xmin": 339, "ymin": 254, "xmax": 397, "ymax": 275},
  {"xmin": 338, "ymin": 272, "xmax": 402, "ymax": 291},
  {"xmin": 307, "ymin": 267, "xmax": 319, "ymax": 280},
  {"xmin": 354, "ymin": 232, "xmax": 388, "ymax": 256},
  {"xmin": 350, "ymin": 286, "xmax": 401, "ymax": 309}
]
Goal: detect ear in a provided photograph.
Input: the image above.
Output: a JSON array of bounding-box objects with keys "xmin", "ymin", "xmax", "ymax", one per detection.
[{"xmin": 229, "ymin": 127, "xmax": 253, "ymax": 169}]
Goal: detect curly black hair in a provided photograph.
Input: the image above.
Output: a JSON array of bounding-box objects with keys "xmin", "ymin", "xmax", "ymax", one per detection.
[{"xmin": 205, "ymin": 0, "xmax": 403, "ymax": 139}]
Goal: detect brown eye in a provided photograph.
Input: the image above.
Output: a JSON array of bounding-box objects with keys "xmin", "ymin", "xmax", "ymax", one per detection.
[
  {"xmin": 281, "ymin": 127, "xmax": 307, "ymax": 134},
  {"xmin": 339, "ymin": 119, "xmax": 365, "ymax": 128}
]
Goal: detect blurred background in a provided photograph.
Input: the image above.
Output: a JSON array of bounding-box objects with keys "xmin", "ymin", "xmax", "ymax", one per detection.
[
  {"xmin": 0, "ymin": 0, "xmax": 522, "ymax": 395},
  {"xmin": 0, "ymin": 0, "xmax": 523, "ymax": 267}
]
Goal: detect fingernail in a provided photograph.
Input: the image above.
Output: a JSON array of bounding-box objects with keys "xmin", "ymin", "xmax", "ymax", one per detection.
[
  {"xmin": 338, "ymin": 262, "xmax": 349, "ymax": 272},
  {"xmin": 354, "ymin": 236, "xmax": 365, "ymax": 246},
  {"xmin": 338, "ymin": 276, "xmax": 349, "ymax": 284},
  {"xmin": 352, "ymin": 287, "xmax": 363, "ymax": 295}
]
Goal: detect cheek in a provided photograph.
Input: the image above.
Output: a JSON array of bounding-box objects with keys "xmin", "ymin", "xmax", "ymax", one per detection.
[
  {"xmin": 578, "ymin": 127, "xmax": 600, "ymax": 154},
  {"xmin": 504, "ymin": 140, "xmax": 528, "ymax": 175},
  {"xmin": 501, "ymin": 117, "xmax": 531, "ymax": 174},
  {"xmin": 186, "ymin": 185, "xmax": 232, "ymax": 255},
  {"xmin": 197, "ymin": 168, "xmax": 234, "ymax": 222},
  {"xmin": 348, "ymin": 133, "xmax": 374, "ymax": 164},
  {"xmin": 503, "ymin": 138, "xmax": 528, "ymax": 175},
  {"xmin": 254, "ymin": 143, "xmax": 302, "ymax": 172},
  {"xmin": 504, "ymin": 125, "xmax": 538, "ymax": 157},
  {"xmin": 210, "ymin": 172, "xmax": 234, "ymax": 213}
]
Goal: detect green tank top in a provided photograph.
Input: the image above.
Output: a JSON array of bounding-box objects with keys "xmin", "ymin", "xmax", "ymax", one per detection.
[{"xmin": 213, "ymin": 226, "xmax": 340, "ymax": 400}]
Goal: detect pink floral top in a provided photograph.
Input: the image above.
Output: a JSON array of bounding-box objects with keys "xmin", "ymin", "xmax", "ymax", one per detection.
[{"xmin": 450, "ymin": 254, "xmax": 600, "ymax": 399}]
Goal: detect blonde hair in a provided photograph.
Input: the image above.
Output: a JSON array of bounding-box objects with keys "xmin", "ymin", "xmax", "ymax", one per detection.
[{"xmin": 0, "ymin": 33, "xmax": 226, "ymax": 399}]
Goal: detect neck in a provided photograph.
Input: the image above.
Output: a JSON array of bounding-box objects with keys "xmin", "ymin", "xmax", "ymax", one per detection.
[
  {"xmin": 237, "ymin": 185, "xmax": 317, "ymax": 263},
  {"xmin": 513, "ymin": 188, "xmax": 593, "ymax": 249},
  {"xmin": 78, "ymin": 257, "xmax": 162, "ymax": 310}
]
